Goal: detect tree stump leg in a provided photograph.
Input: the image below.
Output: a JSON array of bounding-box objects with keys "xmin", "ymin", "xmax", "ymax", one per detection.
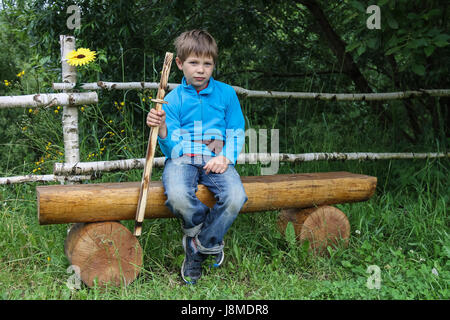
[
  {"xmin": 65, "ymin": 221, "xmax": 143, "ymax": 287},
  {"xmin": 277, "ymin": 205, "xmax": 350, "ymax": 255}
]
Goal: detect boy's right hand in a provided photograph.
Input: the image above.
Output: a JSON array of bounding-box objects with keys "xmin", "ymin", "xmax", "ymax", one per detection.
[{"xmin": 146, "ymin": 108, "xmax": 166, "ymax": 128}]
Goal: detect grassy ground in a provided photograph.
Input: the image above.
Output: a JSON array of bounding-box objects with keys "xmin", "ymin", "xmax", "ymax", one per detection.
[
  {"xmin": 0, "ymin": 156, "xmax": 448, "ymax": 300},
  {"xmin": 0, "ymin": 84, "xmax": 448, "ymax": 299}
]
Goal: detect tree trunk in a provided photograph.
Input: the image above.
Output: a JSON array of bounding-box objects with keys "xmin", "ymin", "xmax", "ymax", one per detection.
[{"xmin": 37, "ymin": 172, "xmax": 377, "ymax": 225}]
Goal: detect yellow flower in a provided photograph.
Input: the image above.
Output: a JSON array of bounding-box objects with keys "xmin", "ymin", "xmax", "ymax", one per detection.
[
  {"xmin": 29, "ymin": 108, "xmax": 33, "ymax": 113},
  {"xmin": 16, "ymin": 70, "xmax": 25, "ymax": 77},
  {"xmin": 47, "ymin": 257, "xmax": 51, "ymax": 262},
  {"xmin": 54, "ymin": 109, "xmax": 59, "ymax": 114},
  {"xmin": 3, "ymin": 80, "xmax": 10, "ymax": 86},
  {"xmin": 66, "ymin": 48, "xmax": 97, "ymax": 67},
  {"xmin": 80, "ymin": 106, "xmax": 85, "ymax": 112},
  {"xmin": 120, "ymin": 101, "xmax": 125, "ymax": 106}
]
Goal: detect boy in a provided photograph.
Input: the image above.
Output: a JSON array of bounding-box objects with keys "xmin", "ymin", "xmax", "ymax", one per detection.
[{"xmin": 146, "ymin": 29, "xmax": 248, "ymax": 284}]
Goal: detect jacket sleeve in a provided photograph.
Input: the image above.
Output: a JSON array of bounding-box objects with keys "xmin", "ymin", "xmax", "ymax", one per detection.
[
  {"xmin": 218, "ymin": 89, "xmax": 245, "ymax": 165},
  {"xmin": 157, "ymin": 94, "xmax": 183, "ymax": 159}
]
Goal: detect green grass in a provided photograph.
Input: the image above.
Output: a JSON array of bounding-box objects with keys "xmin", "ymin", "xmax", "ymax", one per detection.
[
  {"xmin": 0, "ymin": 156, "xmax": 448, "ymax": 300},
  {"xmin": 0, "ymin": 81, "xmax": 448, "ymax": 299}
]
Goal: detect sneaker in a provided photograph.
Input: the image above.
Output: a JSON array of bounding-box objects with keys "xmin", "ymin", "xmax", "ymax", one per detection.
[
  {"xmin": 181, "ymin": 235, "xmax": 206, "ymax": 284},
  {"xmin": 211, "ymin": 249, "xmax": 224, "ymax": 268}
]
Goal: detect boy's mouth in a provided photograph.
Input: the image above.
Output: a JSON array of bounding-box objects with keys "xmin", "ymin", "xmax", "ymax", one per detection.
[{"xmin": 194, "ymin": 77, "xmax": 205, "ymax": 81}]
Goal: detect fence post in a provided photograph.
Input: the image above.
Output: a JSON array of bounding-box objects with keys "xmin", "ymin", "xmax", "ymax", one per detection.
[{"xmin": 59, "ymin": 35, "xmax": 80, "ymax": 167}]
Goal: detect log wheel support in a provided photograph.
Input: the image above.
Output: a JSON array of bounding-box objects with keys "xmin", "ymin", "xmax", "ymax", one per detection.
[
  {"xmin": 65, "ymin": 221, "xmax": 143, "ymax": 287},
  {"xmin": 277, "ymin": 205, "xmax": 351, "ymax": 255}
]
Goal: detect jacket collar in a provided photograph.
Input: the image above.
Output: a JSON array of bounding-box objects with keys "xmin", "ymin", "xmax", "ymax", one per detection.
[{"xmin": 181, "ymin": 76, "xmax": 215, "ymax": 95}]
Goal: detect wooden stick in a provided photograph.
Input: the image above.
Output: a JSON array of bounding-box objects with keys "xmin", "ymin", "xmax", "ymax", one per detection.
[{"xmin": 134, "ymin": 52, "xmax": 173, "ymax": 237}]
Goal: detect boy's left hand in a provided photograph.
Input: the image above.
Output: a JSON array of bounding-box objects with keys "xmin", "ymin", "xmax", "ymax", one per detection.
[{"xmin": 203, "ymin": 156, "xmax": 231, "ymax": 174}]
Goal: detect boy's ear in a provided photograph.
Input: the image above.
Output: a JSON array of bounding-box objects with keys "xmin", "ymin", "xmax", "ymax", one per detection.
[{"xmin": 175, "ymin": 57, "xmax": 183, "ymax": 70}]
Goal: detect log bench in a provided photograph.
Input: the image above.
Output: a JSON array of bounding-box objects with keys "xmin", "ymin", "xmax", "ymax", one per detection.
[{"xmin": 36, "ymin": 171, "xmax": 377, "ymax": 287}]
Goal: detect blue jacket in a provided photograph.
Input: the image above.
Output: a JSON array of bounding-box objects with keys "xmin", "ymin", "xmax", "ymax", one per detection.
[{"xmin": 157, "ymin": 76, "xmax": 245, "ymax": 165}]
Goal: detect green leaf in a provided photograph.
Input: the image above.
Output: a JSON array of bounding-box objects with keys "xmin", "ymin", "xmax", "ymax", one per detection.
[
  {"xmin": 367, "ymin": 38, "xmax": 378, "ymax": 49},
  {"xmin": 341, "ymin": 260, "xmax": 352, "ymax": 268},
  {"xmin": 385, "ymin": 46, "xmax": 402, "ymax": 56},
  {"xmin": 346, "ymin": 42, "xmax": 360, "ymax": 52},
  {"xmin": 424, "ymin": 46, "xmax": 435, "ymax": 57},
  {"xmin": 407, "ymin": 38, "xmax": 428, "ymax": 49},
  {"xmin": 434, "ymin": 40, "xmax": 449, "ymax": 48},
  {"xmin": 412, "ymin": 64, "xmax": 426, "ymax": 76},
  {"xmin": 388, "ymin": 17, "xmax": 399, "ymax": 29},
  {"xmin": 350, "ymin": 1, "xmax": 365, "ymax": 12},
  {"xmin": 357, "ymin": 45, "xmax": 366, "ymax": 56},
  {"xmin": 285, "ymin": 222, "xmax": 297, "ymax": 246}
]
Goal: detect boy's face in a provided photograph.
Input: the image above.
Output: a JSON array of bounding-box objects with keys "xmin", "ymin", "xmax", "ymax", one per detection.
[{"xmin": 176, "ymin": 54, "xmax": 214, "ymax": 92}]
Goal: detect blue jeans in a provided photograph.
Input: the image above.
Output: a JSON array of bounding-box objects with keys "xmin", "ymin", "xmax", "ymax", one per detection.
[{"xmin": 162, "ymin": 154, "xmax": 248, "ymax": 254}]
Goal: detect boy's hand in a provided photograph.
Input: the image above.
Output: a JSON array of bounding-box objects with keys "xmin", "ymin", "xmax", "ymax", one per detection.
[
  {"xmin": 146, "ymin": 108, "xmax": 166, "ymax": 128},
  {"xmin": 203, "ymin": 155, "xmax": 231, "ymax": 174}
]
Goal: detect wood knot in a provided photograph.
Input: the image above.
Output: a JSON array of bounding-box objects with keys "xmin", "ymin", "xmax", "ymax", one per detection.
[{"xmin": 151, "ymin": 99, "xmax": 168, "ymax": 104}]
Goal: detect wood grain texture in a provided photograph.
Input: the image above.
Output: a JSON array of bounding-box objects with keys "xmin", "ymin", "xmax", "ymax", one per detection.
[
  {"xmin": 65, "ymin": 221, "xmax": 143, "ymax": 287},
  {"xmin": 277, "ymin": 205, "xmax": 350, "ymax": 255},
  {"xmin": 38, "ymin": 171, "xmax": 377, "ymax": 225}
]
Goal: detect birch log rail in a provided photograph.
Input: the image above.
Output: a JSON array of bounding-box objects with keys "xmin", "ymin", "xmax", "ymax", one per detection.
[
  {"xmin": 0, "ymin": 92, "xmax": 98, "ymax": 109},
  {"xmin": 52, "ymin": 82, "xmax": 450, "ymax": 100},
  {"xmin": 51, "ymin": 152, "xmax": 450, "ymax": 176}
]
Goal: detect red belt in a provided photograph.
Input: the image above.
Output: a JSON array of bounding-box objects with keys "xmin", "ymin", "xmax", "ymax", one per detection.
[{"xmin": 184, "ymin": 139, "xmax": 224, "ymax": 157}]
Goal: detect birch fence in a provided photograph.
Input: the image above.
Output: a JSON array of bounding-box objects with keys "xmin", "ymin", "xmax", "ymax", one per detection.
[{"xmin": 1, "ymin": 34, "xmax": 449, "ymax": 185}]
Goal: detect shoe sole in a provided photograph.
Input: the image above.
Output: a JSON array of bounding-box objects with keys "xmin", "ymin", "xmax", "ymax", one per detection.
[{"xmin": 212, "ymin": 250, "xmax": 224, "ymax": 268}]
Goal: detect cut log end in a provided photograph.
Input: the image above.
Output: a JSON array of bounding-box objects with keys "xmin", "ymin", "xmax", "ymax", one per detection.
[
  {"xmin": 65, "ymin": 221, "xmax": 143, "ymax": 287},
  {"xmin": 277, "ymin": 205, "xmax": 350, "ymax": 255}
]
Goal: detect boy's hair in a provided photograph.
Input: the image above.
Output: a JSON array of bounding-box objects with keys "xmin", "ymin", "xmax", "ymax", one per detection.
[{"xmin": 174, "ymin": 29, "xmax": 218, "ymax": 64}]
